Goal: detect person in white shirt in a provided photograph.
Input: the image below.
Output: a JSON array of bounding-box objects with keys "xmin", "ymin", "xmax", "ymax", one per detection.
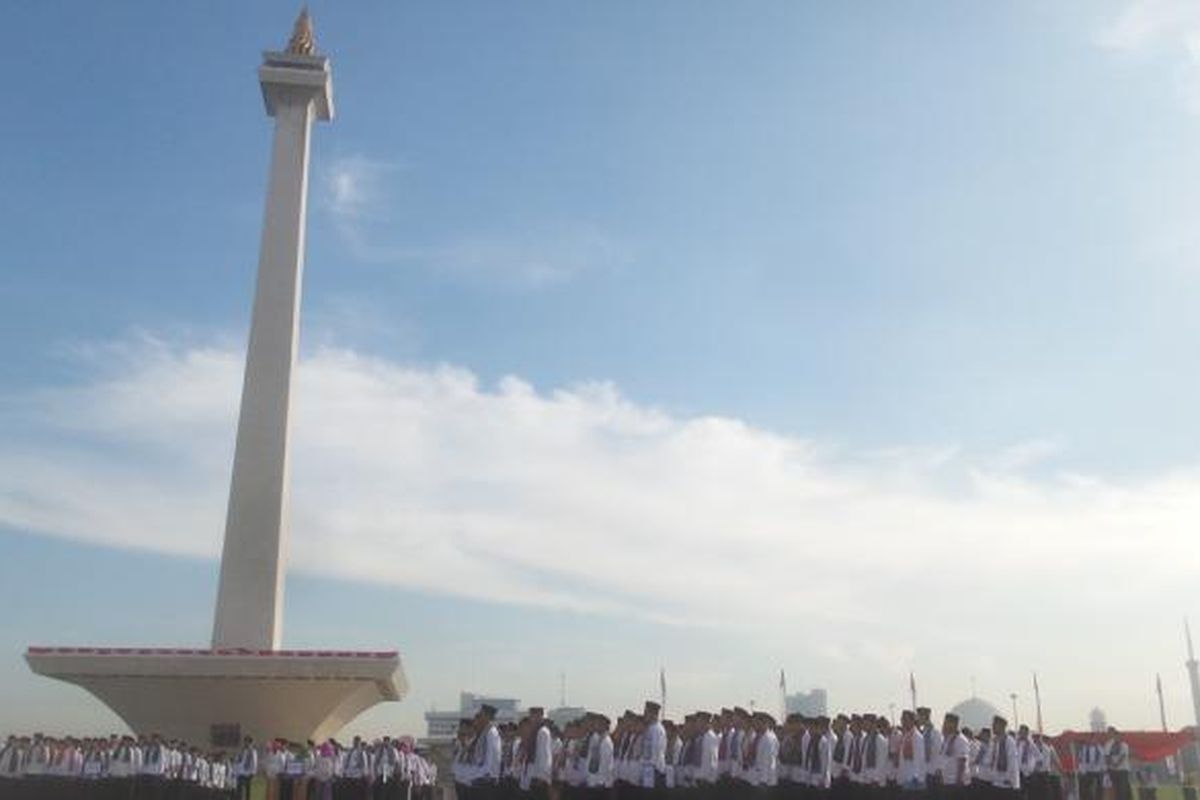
[
  {"xmin": 830, "ymin": 715, "xmax": 852, "ymax": 785},
  {"xmin": 1077, "ymin": 737, "xmax": 1106, "ymax": 800},
  {"xmin": 340, "ymin": 736, "xmax": 373, "ymax": 799},
  {"xmin": 373, "ymin": 735, "xmax": 402, "ymax": 800},
  {"xmin": 1033, "ymin": 734, "xmax": 1063, "ymax": 800},
  {"xmin": 807, "ymin": 716, "xmax": 833, "ymax": 790},
  {"xmin": 312, "ymin": 741, "xmax": 338, "ymax": 799},
  {"xmin": 81, "ymin": 740, "xmax": 108, "ymax": 784},
  {"xmin": 140, "ymin": 733, "xmax": 170, "ymax": 800},
  {"xmin": 696, "ymin": 713, "xmax": 720, "ymax": 792},
  {"xmin": 989, "ymin": 717, "xmax": 1020, "ymax": 794},
  {"xmin": 864, "ymin": 716, "xmax": 891, "ymax": 789},
  {"xmin": 233, "ymin": 736, "xmax": 258, "ymax": 800},
  {"xmin": 263, "ymin": 738, "xmax": 286, "ymax": 800},
  {"xmin": 23, "ymin": 734, "xmax": 50, "ymax": 779},
  {"xmin": 586, "ymin": 714, "xmax": 616, "ymax": 792},
  {"xmin": 1106, "ymin": 728, "xmax": 1132, "ymax": 800},
  {"xmin": 640, "ymin": 701, "xmax": 668, "ymax": 796},
  {"xmin": 725, "ymin": 709, "xmax": 747, "ymax": 786},
  {"xmin": 845, "ymin": 716, "xmax": 868, "ymax": 789},
  {"xmin": 472, "ymin": 703, "xmax": 503, "ymax": 800},
  {"xmin": 0, "ymin": 735, "xmax": 27, "ymax": 788},
  {"xmin": 750, "ymin": 713, "xmax": 779, "ymax": 791},
  {"xmin": 971, "ymin": 728, "xmax": 993, "ymax": 789},
  {"xmin": 568, "ymin": 719, "xmax": 595, "ymax": 798},
  {"xmin": 896, "ymin": 711, "xmax": 926, "ymax": 791},
  {"xmin": 527, "ymin": 709, "xmax": 555, "ymax": 800},
  {"xmin": 938, "ymin": 713, "xmax": 970, "ymax": 791},
  {"xmin": 716, "ymin": 710, "xmax": 736, "ymax": 782},
  {"xmin": 917, "ymin": 708, "xmax": 943, "ymax": 787}
]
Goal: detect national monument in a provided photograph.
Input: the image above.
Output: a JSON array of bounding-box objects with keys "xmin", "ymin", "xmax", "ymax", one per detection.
[{"xmin": 25, "ymin": 11, "xmax": 408, "ymax": 747}]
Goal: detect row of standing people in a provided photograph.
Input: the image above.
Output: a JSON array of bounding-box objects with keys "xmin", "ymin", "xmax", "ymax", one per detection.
[
  {"xmin": 450, "ymin": 702, "xmax": 1139, "ymax": 800},
  {"xmin": 0, "ymin": 732, "xmax": 438, "ymax": 800}
]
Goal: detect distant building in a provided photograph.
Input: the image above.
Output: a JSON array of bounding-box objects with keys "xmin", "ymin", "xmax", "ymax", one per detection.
[
  {"xmin": 948, "ymin": 696, "xmax": 1003, "ymax": 734},
  {"xmin": 424, "ymin": 693, "xmax": 523, "ymax": 742},
  {"xmin": 785, "ymin": 689, "xmax": 828, "ymax": 717},
  {"xmin": 549, "ymin": 706, "xmax": 588, "ymax": 728},
  {"xmin": 1089, "ymin": 707, "xmax": 1108, "ymax": 732}
]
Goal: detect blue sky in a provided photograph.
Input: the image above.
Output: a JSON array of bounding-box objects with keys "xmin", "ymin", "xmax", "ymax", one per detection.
[{"xmin": 4, "ymin": 0, "xmax": 1200, "ymax": 738}]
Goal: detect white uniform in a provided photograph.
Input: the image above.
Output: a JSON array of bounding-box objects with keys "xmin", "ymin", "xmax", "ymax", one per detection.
[
  {"xmin": 923, "ymin": 727, "xmax": 944, "ymax": 779},
  {"xmin": 940, "ymin": 733, "xmax": 970, "ymax": 786},
  {"xmin": 643, "ymin": 721, "xmax": 667, "ymax": 787},
  {"xmin": 990, "ymin": 733, "xmax": 1020, "ymax": 790},
  {"xmin": 752, "ymin": 729, "xmax": 779, "ymax": 787},
  {"xmin": 698, "ymin": 729, "xmax": 720, "ymax": 785},
  {"xmin": 863, "ymin": 732, "xmax": 889, "ymax": 787},
  {"xmin": 897, "ymin": 729, "xmax": 926, "ymax": 788},
  {"xmin": 587, "ymin": 732, "xmax": 615, "ymax": 788},
  {"xmin": 234, "ymin": 745, "xmax": 259, "ymax": 779},
  {"xmin": 810, "ymin": 732, "xmax": 832, "ymax": 789},
  {"xmin": 831, "ymin": 731, "xmax": 851, "ymax": 780},
  {"xmin": 527, "ymin": 726, "xmax": 554, "ymax": 785},
  {"xmin": 0, "ymin": 743, "xmax": 26, "ymax": 778}
]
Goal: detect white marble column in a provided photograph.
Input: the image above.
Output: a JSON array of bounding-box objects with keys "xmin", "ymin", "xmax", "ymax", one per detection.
[{"xmin": 212, "ymin": 42, "xmax": 333, "ymax": 650}]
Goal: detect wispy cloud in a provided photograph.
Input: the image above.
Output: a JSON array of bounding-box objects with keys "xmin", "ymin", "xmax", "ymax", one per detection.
[
  {"xmin": 2, "ymin": 334, "xmax": 1198, "ymax": 638},
  {"xmin": 322, "ymin": 155, "xmax": 628, "ymax": 288},
  {"xmin": 1097, "ymin": 0, "xmax": 1200, "ymax": 111}
]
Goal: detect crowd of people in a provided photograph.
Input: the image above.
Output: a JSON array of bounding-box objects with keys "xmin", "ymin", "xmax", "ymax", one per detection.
[
  {"xmin": 0, "ymin": 702, "xmax": 1142, "ymax": 800},
  {"xmin": 452, "ymin": 701, "xmax": 1136, "ymax": 800},
  {"xmin": 0, "ymin": 732, "xmax": 438, "ymax": 800}
]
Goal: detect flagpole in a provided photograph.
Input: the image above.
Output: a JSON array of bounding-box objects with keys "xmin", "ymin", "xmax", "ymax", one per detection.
[
  {"xmin": 1157, "ymin": 673, "xmax": 1169, "ymax": 731},
  {"xmin": 1033, "ymin": 672, "xmax": 1044, "ymax": 735},
  {"xmin": 910, "ymin": 672, "xmax": 918, "ymax": 712},
  {"xmin": 660, "ymin": 666, "xmax": 667, "ymax": 717},
  {"xmin": 780, "ymin": 669, "xmax": 788, "ymax": 720},
  {"xmin": 1156, "ymin": 674, "xmax": 1179, "ymax": 779}
]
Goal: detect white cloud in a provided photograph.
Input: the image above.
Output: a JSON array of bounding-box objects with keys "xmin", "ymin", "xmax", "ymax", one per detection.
[
  {"xmin": 1097, "ymin": 0, "xmax": 1200, "ymax": 51},
  {"xmin": 6, "ymin": 333, "xmax": 1200, "ymax": 727},
  {"xmin": 321, "ymin": 155, "xmax": 628, "ymax": 288},
  {"xmin": 1098, "ymin": 0, "xmax": 1200, "ymax": 111},
  {"xmin": 3, "ymin": 334, "xmax": 1198, "ymax": 638}
]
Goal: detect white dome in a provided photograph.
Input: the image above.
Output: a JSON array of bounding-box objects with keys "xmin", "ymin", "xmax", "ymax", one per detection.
[{"xmin": 949, "ymin": 697, "xmax": 1003, "ymax": 734}]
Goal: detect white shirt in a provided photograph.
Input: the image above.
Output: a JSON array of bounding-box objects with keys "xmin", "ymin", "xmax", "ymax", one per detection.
[
  {"xmin": 235, "ymin": 746, "xmax": 259, "ymax": 778},
  {"xmin": 343, "ymin": 746, "xmax": 371, "ymax": 779},
  {"xmin": 1107, "ymin": 740, "xmax": 1130, "ymax": 772},
  {"xmin": 940, "ymin": 733, "xmax": 970, "ymax": 786},
  {"xmin": 528, "ymin": 726, "xmax": 554, "ymax": 784},
  {"xmin": 698, "ymin": 729, "xmax": 720, "ymax": 784},
  {"xmin": 1078, "ymin": 743, "xmax": 1105, "ymax": 774},
  {"xmin": 265, "ymin": 750, "xmax": 286, "ymax": 779},
  {"xmin": 752, "ymin": 730, "xmax": 779, "ymax": 787},
  {"xmin": 587, "ymin": 733, "xmax": 615, "ymax": 788},
  {"xmin": 644, "ymin": 721, "xmax": 667, "ymax": 774},
  {"xmin": 923, "ymin": 728, "xmax": 944, "ymax": 777},
  {"xmin": 0, "ymin": 745, "xmax": 25, "ymax": 778},
  {"xmin": 864, "ymin": 732, "xmax": 889, "ymax": 786},
  {"xmin": 110, "ymin": 745, "xmax": 139, "ymax": 778},
  {"xmin": 810, "ymin": 732, "xmax": 833, "ymax": 789},
  {"xmin": 990, "ymin": 733, "xmax": 1020, "ymax": 790},
  {"xmin": 897, "ymin": 729, "xmax": 926, "ymax": 788},
  {"xmin": 831, "ymin": 731, "xmax": 853, "ymax": 779},
  {"xmin": 972, "ymin": 738, "xmax": 993, "ymax": 784},
  {"xmin": 23, "ymin": 743, "xmax": 50, "ymax": 776}
]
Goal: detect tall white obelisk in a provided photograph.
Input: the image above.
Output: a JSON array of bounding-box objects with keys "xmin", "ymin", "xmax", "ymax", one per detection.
[
  {"xmin": 28, "ymin": 13, "xmax": 405, "ymax": 747},
  {"xmin": 212, "ymin": 9, "xmax": 334, "ymax": 650}
]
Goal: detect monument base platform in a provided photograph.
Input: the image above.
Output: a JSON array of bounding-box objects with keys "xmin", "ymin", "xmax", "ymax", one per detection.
[{"xmin": 26, "ymin": 647, "xmax": 407, "ymax": 747}]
